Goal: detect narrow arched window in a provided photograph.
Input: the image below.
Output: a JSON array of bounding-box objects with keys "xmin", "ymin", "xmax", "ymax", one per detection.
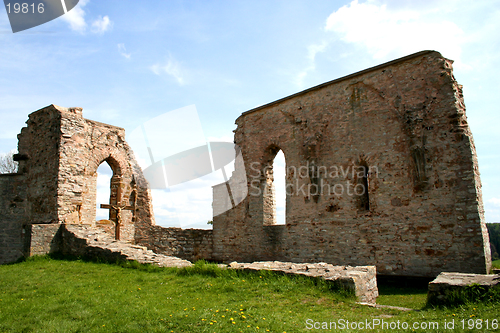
[
  {"xmin": 96, "ymin": 161, "xmax": 113, "ymax": 221},
  {"xmin": 357, "ymin": 161, "xmax": 370, "ymax": 211},
  {"xmin": 263, "ymin": 147, "xmax": 286, "ymax": 225}
]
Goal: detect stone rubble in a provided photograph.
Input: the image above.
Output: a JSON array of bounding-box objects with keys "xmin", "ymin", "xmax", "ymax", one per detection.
[
  {"xmin": 61, "ymin": 224, "xmax": 192, "ymax": 268},
  {"xmin": 229, "ymin": 261, "xmax": 378, "ymax": 304},
  {"xmin": 427, "ymin": 272, "xmax": 500, "ymax": 305}
]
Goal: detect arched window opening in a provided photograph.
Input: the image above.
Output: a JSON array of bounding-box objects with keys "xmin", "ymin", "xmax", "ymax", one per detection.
[
  {"xmin": 274, "ymin": 150, "xmax": 286, "ymax": 225},
  {"xmin": 96, "ymin": 162, "xmax": 113, "ymax": 221},
  {"xmin": 263, "ymin": 148, "xmax": 286, "ymax": 225}
]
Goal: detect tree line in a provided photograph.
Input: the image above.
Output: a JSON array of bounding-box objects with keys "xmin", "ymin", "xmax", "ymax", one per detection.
[{"xmin": 487, "ymin": 223, "xmax": 500, "ymax": 261}]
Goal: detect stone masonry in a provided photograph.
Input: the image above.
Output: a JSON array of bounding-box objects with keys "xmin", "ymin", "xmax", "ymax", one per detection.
[
  {"xmin": 427, "ymin": 272, "xmax": 500, "ymax": 305},
  {"xmin": 16, "ymin": 104, "xmax": 155, "ymax": 243},
  {"xmin": 0, "ymin": 105, "xmax": 156, "ymax": 262},
  {"xmin": 229, "ymin": 261, "xmax": 378, "ymax": 304},
  {"xmin": 212, "ymin": 50, "xmax": 491, "ymax": 277},
  {"xmin": 0, "ymin": 50, "xmax": 492, "ymax": 280},
  {"xmin": 0, "ymin": 104, "xmax": 212, "ymax": 264}
]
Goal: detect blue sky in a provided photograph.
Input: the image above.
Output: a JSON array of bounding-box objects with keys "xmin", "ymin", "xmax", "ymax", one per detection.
[{"xmin": 1, "ymin": 0, "xmax": 499, "ymax": 228}]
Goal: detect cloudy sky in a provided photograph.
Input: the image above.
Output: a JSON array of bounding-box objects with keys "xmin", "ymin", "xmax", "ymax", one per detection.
[{"xmin": 1, "ymin": 0, "xmax": 499, "ymax": 228}]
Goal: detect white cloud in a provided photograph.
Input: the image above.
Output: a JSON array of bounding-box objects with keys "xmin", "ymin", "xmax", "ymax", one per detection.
[
  {"xmin": 295, "ymin": 41, "xmax": 328, "ymax": 88},
  {"xmin": 485, "ymin": 197, "xmax": 500, "ymax": 223},
  {"xmin": 151, "ymin": 171, "xmax": 225, "ymax": 228},
  {"xmin": 95, "ymin": 163, "xmax": 112, "ymax": 220},
  {"xmin": 62, "ymin": 0, "xmax": 87, "ymax": 33},
  {"xmin": 91, "ymin": 16, "xmax": 112, "ymax": 34},
  {"xmin": 61, "ymin": 1, "xmax": 112, "ymax": 35},
  {"xmin": 117, "ymin": 43, "xmax": 131, "ymax": 59},
  {"xmin": 150, "ymin": 55, "xmax": 186, "ymax": 85},
  {"xmin": 324, "ymin": 0, "xmax": 464, "ymax": 62}
]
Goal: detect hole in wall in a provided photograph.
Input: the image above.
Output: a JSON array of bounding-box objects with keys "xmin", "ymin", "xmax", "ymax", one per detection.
[
  {"xmin": 96, "ymin": 162, "xmax": 112, "ymax": 221},
  {"xmin": 274, "ymin": 150, "xmax": 286, "ymax": 225},
  {"xmin": 263, "ymin": 148, "xmax": 286, "ymax": 225}
]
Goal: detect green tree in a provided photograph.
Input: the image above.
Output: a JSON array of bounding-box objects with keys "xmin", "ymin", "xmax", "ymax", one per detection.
[{"xmin": 486, "ymin": 223, "xmax": 500, "ymax": 260}]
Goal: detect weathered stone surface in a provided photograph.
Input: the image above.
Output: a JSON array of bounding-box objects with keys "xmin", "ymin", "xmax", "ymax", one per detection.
[
  {"xmin": 0, "ymin": 104, "xmax": 198, "ymax": 264},
  {"xmin": 427, "ymin": 272, "xmax": 500, "ymax": 305},
  {"xmin": 2, "ymin": 105, "xmax": 156, "ymax": 244},
  {"xmin": 229, "ymin": 261, "xmax": 378, "ymax": 304},
  {"xmin": 213, "ymin": 50, "xmax": 491, "ymax": 277},
  {"xmin": 0, "ymin": 51, "xmax": 492, "ymax": 281},
  {"xmin": 29, "ymin": 224, "xmax": 62, "ymax": 256},
  {"xmin": 0, "ymin": 173, "xmax": 27, "ymax": 264},
  {"xmin": 144, "ymin": 226, "xmax": 213, "ymax": 262},
  {"xmin": 61, "ymin": 224, "xmax": 192, "ymax": 268}
]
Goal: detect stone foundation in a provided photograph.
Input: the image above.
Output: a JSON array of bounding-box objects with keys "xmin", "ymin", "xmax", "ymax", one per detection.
[
  {"xmin": 29, "ymin": 224, "xmax": 62, "ymax": 256},
  {"xmin": 138, "ymin": 225, "xmax": 213, "ymax": 262},
  {"xmin": 427, "ymin": 272, "xmax": 500, "ymax": 305},
  {"xmin": 229, "ymin": 261, "xmax": 378, "ymax": 304}
]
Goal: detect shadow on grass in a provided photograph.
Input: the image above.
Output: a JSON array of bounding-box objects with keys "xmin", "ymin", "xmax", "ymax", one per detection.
[
  {"xmin": 425, "ymin": 284, "xmax": 500, "ymax": 309},
  {"xmin": 24, "ymin": 252, "xmax": 168, "ymax": 273}
]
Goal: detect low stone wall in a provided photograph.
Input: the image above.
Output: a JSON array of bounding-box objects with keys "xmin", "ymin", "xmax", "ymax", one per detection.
[
  {"xmin": 427, "ymin": 272, "xmax": 500, "ymax": 305},
  {"xmin": 139, "ymin": 226, "xmax": 213, "ymax": 262},
  {"xmin": 0, "ymin": 174, "xmax": 27, "ymax": 264},
  {"xmin": 229, "ymin": 261, "xmax": 378, "ymax": 304},
  {"xmin": 59, "ymin": 224, "xmax": 192, "ymax": 267},
  {"xmin": 29, "ymin": 224, "xmax": 62, "ymax": 256}
]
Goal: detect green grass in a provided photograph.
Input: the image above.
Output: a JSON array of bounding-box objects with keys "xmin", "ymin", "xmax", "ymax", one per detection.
[
  {"xmin": 492, "ymin": 259, "xmax": 500, "ymax": 269},
  {"xmin": 0, "ymin": 256, "xmax": 499, "ymax": 332}
]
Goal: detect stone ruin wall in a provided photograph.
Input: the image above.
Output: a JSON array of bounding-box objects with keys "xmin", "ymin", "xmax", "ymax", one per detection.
[
  {"xmin": 212, "ymin": 51, "xmax": 491, "ymax": 277},
  {"xmin": 0, "ymin": 51, "xmax": 492, "ymax": 277},
  {"xmin": 143, "ymin": 226, "xmax": 213, "ymax": 262},
  {"xmin": 0, "ymin": 105, "xmax": 157, "ymax": 263},
  {"xmin": 0, "ymin": 104, "xmax": 212, "ymax": 264},
  {"xmin": 16, "ymin": 105, "xmax": 155, "ymax": 242},
  {"xmin": 0, "ymin": 174, "xmax": 27, "ymax": 264}
]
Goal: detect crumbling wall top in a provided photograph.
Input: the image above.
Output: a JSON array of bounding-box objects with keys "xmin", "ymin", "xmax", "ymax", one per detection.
[{"xmin": 237, "ymin": 50, "xmax": 442, "ymax": 121}]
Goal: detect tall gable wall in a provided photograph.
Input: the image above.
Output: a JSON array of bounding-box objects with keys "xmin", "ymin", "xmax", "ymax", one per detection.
[{"xmin": 212, "ymin": 51, "xmax": 491, "ymax": 277}]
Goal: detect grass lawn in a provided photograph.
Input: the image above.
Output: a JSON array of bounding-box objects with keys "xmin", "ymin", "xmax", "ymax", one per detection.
[{"xmin": 0, "ymin": 256, "xmax": 499, "ymax": 332}]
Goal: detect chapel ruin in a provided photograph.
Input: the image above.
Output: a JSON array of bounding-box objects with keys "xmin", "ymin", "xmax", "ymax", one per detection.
[{"xmin": 0, "ymin": 50, "xmax": 492, "ymax": 278}]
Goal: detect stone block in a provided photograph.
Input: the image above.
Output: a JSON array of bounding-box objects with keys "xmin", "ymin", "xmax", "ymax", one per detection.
[
  {"xmin": 427, "ymin": 272, "xmax": 500, "ymax": 305},
  {"xmin": 229, "ymin": 261, "xmax": 378, "ymax": 304}
]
